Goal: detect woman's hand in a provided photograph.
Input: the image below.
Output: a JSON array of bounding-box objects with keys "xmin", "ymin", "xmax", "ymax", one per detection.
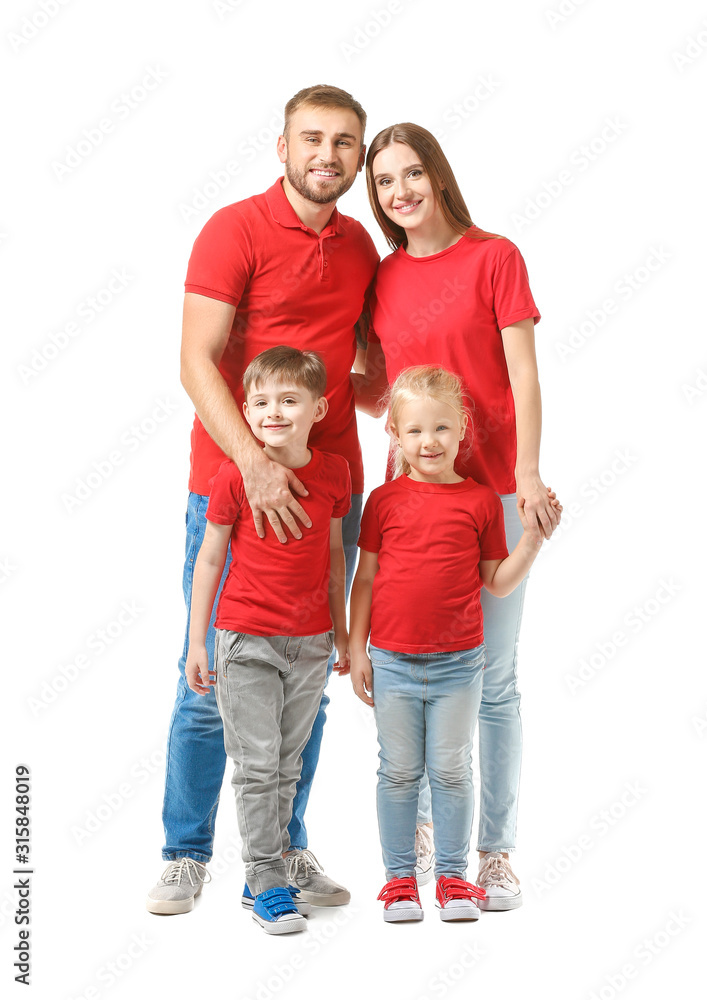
[{"xmin": 516, "ymin": 477, "xmax": 562, "ymax": 542}]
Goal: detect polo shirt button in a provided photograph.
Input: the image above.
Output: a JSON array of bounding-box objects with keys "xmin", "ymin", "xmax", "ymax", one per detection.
[{"xmin": 323, "ymin": 261, "xmax": 328, "ymax": 267}]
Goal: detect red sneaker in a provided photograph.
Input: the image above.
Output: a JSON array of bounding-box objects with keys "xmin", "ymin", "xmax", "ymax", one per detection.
[
  {"xmin": 377, "ymin": 876, "xmax": 424, "ymax": 922},
  {"xmin": 435, "ymin": 875, "xmax": 485, "ymax": 921}
]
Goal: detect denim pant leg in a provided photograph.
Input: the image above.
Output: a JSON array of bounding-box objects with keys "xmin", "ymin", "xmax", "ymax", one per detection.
[
  {"xmin": 287, "ymin": 493, "xmax": 363, "ymax": 850},
  {"xmin": 476, "ymin": 492, "xmax": 527, "ymax": 852},
  {"xmin": 371, "ymin": 648, "xmax": 426, "ymax": 880},
  {"xmin": 161, "ymin": 493, "xmax": 232, "ymax": 863},
  {"xmin": 425, "ymin": 647, "xmax": 485, "ymax": 879},
  {"xmin": 214, "ymin": 631, "xmax": 330, "ymax": 895}
]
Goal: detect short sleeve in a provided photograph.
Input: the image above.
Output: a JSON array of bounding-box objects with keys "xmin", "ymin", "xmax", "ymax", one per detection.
[
  {"xmin": 206, "ymin": 461, "xmax": 243, "ymax": 525},
  {"xmin": 492, "ymin": 244, "xmax": 541, "ymax": 330},
  {"xmin": 184, "ymin": 206, "xmax": 253, "ymax": 307},
  {"xmin": 357, "ymin": 493, "xmax": 382, "ymax": 553},
  {"xmin": 478, "ymin": 492, "xmax": 509, "ymax": 560},
  {"xmin": 332, "ymin": 457, "xmax": 352, "ymax": 518}
]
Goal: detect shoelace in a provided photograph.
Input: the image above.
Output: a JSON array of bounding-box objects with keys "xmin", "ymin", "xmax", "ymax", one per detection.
[
  {"xmin": 160, "ymin": 858, "xmax": 211, "ymax": 887},
  {"xmin": 437, "ymin": 876, "xmax": 486, "ymax": 901},
  {"xmin": 415, "ymin": 824, "xmax": 434, "ymax": 857},
  {"xmin": 377, "ymin": 877, "xmax": 420, "ymax": 904},
  {"xmin": 287, "ymin": 849, "xmax": 324, "ymax": 878},
  {"xmin": 479, "ymin": 855, "xmax": 519, "ymax": 887}
]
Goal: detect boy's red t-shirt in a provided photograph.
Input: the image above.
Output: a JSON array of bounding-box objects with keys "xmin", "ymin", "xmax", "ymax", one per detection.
[
  {"xmin": 368, "ymin": 233, "xmax": 540, "ymax": 495},
  {"xmin": 357, "ymin": 475, "xmax": 509, "ymax": 654},
  {"xmin": 185, "ymin": 178, "xmax": 378, "ymax": 496},
  {"xmin": 207, "ymin": 449, "xmax": 351, "ymax": 636}
]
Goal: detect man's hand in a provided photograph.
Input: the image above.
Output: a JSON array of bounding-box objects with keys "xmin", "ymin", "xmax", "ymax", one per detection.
[
  {"xmin": 186, "ymin": 645, "xmax": 214, "ymax": 695},
  {"xmin": 241, "ymin": 450, "xmax": 311, "ymax": 542},
  {"xmin": 350, "ymin": 650, "xmax": 373, "ymax": 706}
]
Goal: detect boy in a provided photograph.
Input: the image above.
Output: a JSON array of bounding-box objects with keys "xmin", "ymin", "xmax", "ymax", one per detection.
[{"xmin": 185, "ymin": 345, "xmax": 350, "ymax": 935}]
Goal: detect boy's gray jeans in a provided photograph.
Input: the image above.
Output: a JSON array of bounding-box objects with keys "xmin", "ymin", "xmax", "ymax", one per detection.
[{"xmin": 213, "ymin": 628, "xmax": 332, "ymax": 895}]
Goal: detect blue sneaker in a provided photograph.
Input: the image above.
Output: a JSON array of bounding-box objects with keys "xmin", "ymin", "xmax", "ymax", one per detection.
[
  {"xmin": 241, "ymin": 882, "xmax": 311, "ymax": 915},
  {"xmin": 252, "ymin": 887, "xmax": 307, "ymax": 935}
]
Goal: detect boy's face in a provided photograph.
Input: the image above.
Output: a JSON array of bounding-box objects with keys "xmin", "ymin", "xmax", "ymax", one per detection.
[{"xmin": 243, "ymin": 379, "xmax": 327, "ymax": 450}]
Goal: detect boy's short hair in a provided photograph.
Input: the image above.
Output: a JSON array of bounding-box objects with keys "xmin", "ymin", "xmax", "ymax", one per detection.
[
  {"xmin": 284, "ymin": 84, "xmax": 367, "ymax": 142},
  {"xmin": 243, "ymin": 345, "xmax": 327, "ymax": 399}
]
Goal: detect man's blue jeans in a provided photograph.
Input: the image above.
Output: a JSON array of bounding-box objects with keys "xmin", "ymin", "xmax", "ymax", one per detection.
[{"xmin": 161, "ymin": 491, "xmax": 363, "ymax": 862}]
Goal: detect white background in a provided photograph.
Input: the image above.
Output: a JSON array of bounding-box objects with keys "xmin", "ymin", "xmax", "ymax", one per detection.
[{"xmin": 3, "ymin": 1, "xmax": 706, "ymax": 998}]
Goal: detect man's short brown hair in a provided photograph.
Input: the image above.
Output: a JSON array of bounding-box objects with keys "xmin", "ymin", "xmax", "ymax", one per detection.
[
  {"xmin": 242, "ymin": 345, "xmax": 327, "ymax": 399},
  {"xmin": 284, "ymin": 84, "xmax": 367, "ymax": 142}
]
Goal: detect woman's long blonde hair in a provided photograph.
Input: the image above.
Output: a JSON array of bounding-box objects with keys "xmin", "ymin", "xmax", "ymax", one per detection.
[
  {"xmin": 388, "ymin": 366, "xmax": 473, "ymax": 478},
  {"xmin": 366, "ymin": 122, "xmax": 500, "ymax": 251}
]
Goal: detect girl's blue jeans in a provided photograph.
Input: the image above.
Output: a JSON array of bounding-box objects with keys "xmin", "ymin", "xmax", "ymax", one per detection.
[{"xmin": 371, "ymin": 643, "xmax": 486, "ymax": 880}]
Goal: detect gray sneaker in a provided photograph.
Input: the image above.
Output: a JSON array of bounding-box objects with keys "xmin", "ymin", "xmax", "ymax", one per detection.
[
  {"xmin": 146, "ymin": 858, "xmax": 211, "ymax": 915},
  {"xmin": 285, "ymin": 849, "xmax": 350, "ymax": 906},
  {"xmin": 414, "ymin": 823, "xmax": 435, "ymax": 886}
]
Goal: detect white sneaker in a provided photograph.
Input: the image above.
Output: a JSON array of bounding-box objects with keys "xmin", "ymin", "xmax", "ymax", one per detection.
[
  {"xmin": 414, "ymin": 824, "xmax": 435, "ymax": 886},
  {"xmin": 477, "ymin": 852, "xmax": 522, "ymax": 910},
  {"xmin": 146, "ymin": 858, "xmax": 211, "ymax": 914}
]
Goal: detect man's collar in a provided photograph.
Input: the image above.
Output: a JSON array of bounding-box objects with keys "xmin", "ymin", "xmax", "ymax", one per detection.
[{"xmin": 265, "ymin": 177, "xmax": 341, "ymax": 235}]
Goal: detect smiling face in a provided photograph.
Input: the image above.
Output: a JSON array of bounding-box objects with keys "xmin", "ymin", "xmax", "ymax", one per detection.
[
  {"xmin": 243, "ymin": 380, "xmax": 328, "ymax": 459},
  {"xmin": 277, "ymin": 105, "xmax": 365, "ymax": 206},
  {"xmin": 371, "ymin": 141, "xmax": 443, "ymax": 236},
  {"xmin": 391, "ymin": 396, "xmax": 467, "ymax": 484}
]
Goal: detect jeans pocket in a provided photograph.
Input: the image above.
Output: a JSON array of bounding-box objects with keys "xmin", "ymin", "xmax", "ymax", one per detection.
[
  {"xmin": 218, "ymin": 630, "xmax": 246, "ymax": 676},
  {"xmin": 369, "ymin": 646, "xmax": 399, "ymax": 666},
  {"xmin": 450, "ymin": 643, "xmax": 486, "ymax": 667},
  {"xmin": 325, "ymin": 629, "xmax": 335, "ymax": 653}
]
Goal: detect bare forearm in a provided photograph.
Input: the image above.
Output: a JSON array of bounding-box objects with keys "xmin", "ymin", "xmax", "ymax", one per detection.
[
  {"xmin": 349, "ymin": 576, "xmax": 373, "ymax": 651},
  {"xmin": 188, "ymin": 554, "xmax": 226, "ymax": 646},
  {"xmin": 485, "ymin": 535, "xmax": 538, "ymax": 598},
  {"xmin": 512, "ymin": 373, "xmax": 542, "ymax": 480},
  {"xmin": 181, "ymin": 356, "xmax": 261, "ymax": 469},
  {"xmin": 328, "ymin": 546, "xmax": 347, "ymax": 635},
  {"xmin": 351, "ymin": 372, "xmax": 387, "ymax": 417}
]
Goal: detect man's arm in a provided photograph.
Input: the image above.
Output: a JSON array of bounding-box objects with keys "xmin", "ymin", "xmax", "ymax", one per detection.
[
  {"xmin": 350, "ymin": 339, "xmax": 389, "ymax": 418},
  {"xmin": 180, "ymin": 292, "xmax": 311, "ymax": 542}
]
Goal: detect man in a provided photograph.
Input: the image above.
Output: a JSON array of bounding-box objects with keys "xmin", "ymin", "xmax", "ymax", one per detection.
[{"xmin": 147, "ymin": 85, "xmax": 379, "ymax": 915}]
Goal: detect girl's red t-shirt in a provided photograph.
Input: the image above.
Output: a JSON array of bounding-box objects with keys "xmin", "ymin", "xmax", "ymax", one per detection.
[{"xmin": 358, "ymin": 475, "xmax": 508, "ymax": 654}]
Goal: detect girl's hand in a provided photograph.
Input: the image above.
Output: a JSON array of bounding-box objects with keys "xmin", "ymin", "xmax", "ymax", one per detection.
[
  {"xmin": 333, "ymin": 631, "xmax": 351, "ymax": 675},
  {"xmin": 350, "ymin": 651, "xmax": 374, "ymax": 707},
  {"xmin": 516, "ymin": 477, "xmax": 562, "ymax": 542},
  {"xmin": 186, "ymin": 645, "xmax": 214, "ymax": 695}
]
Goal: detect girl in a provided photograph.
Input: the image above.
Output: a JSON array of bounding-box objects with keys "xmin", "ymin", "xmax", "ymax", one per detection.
[
  {"xmin": 349, "ymin": 366, "xmax": 559, "ymax": 922},
  {"xmin": 353, "ymin": 123, "xmax": 561, "ymax": 907}
]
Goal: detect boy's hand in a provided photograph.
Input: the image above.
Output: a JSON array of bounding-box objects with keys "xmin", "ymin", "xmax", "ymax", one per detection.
[
  {"xmin": 186, "ymin": 645, "xmax": 214, "ymax": 695},
  {"xmin": 350, "ymin": 650, "xmax": 374, "ymax": 707},
  {"xmin": 333, "ymin": 630, "xmax": 350, "ymax": 675}
]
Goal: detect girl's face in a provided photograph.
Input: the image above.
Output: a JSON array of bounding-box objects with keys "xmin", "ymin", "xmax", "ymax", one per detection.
[
  {"xmin": 392, "ymin": 396, "xmax": 467, "ymax": 484},
  {"xmin": 371, "ymin": 142, "xmax": 441, "ymax": 235}
]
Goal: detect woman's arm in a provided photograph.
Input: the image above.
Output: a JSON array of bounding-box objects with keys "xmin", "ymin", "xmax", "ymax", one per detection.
[
  {"xmin": 329, "ymin": 518, "xmax": 349, "ymax": 675},
  {"xmin": 185, "ymin": 520, "xmax": 232, "ymax": 695},
  {"xmin": 350, "ymin": 340, "xmax": 389, "ymax": 418},
  {"xmin": 501, "ymin": 317, "xmax": 560, "ymax": 542},
  {"xmin": 348, "ymin": 549, "xmax": 379, "ymax": 706}
]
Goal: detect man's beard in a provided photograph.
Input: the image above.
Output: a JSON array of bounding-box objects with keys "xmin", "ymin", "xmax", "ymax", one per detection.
[{"xmin": 285, "ymin": 160, "xmax": 355, "ymax": 205}]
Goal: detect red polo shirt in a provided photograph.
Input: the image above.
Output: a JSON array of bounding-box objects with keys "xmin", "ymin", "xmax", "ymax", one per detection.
[{"xmin": 185, "ymin": 178, "xmax": 379, "ymax": 496}]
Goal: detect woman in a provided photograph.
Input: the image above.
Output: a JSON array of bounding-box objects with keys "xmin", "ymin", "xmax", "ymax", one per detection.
[{"xmin": 357, "ymin": 123, "xmax": 560, "ymax": 909}]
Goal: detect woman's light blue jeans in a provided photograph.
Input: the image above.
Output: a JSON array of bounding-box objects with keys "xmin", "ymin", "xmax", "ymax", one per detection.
[
  {"xmin": 161, "ymin": 491, "xmax": 362, "ymax": 863},
  {"xmin": 372, "ymin": 643, "xmax": 486, "ymax": 880},
  {"xmin": 416, "ymin": 493, "xmax": 527, "ymax": 852}
]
